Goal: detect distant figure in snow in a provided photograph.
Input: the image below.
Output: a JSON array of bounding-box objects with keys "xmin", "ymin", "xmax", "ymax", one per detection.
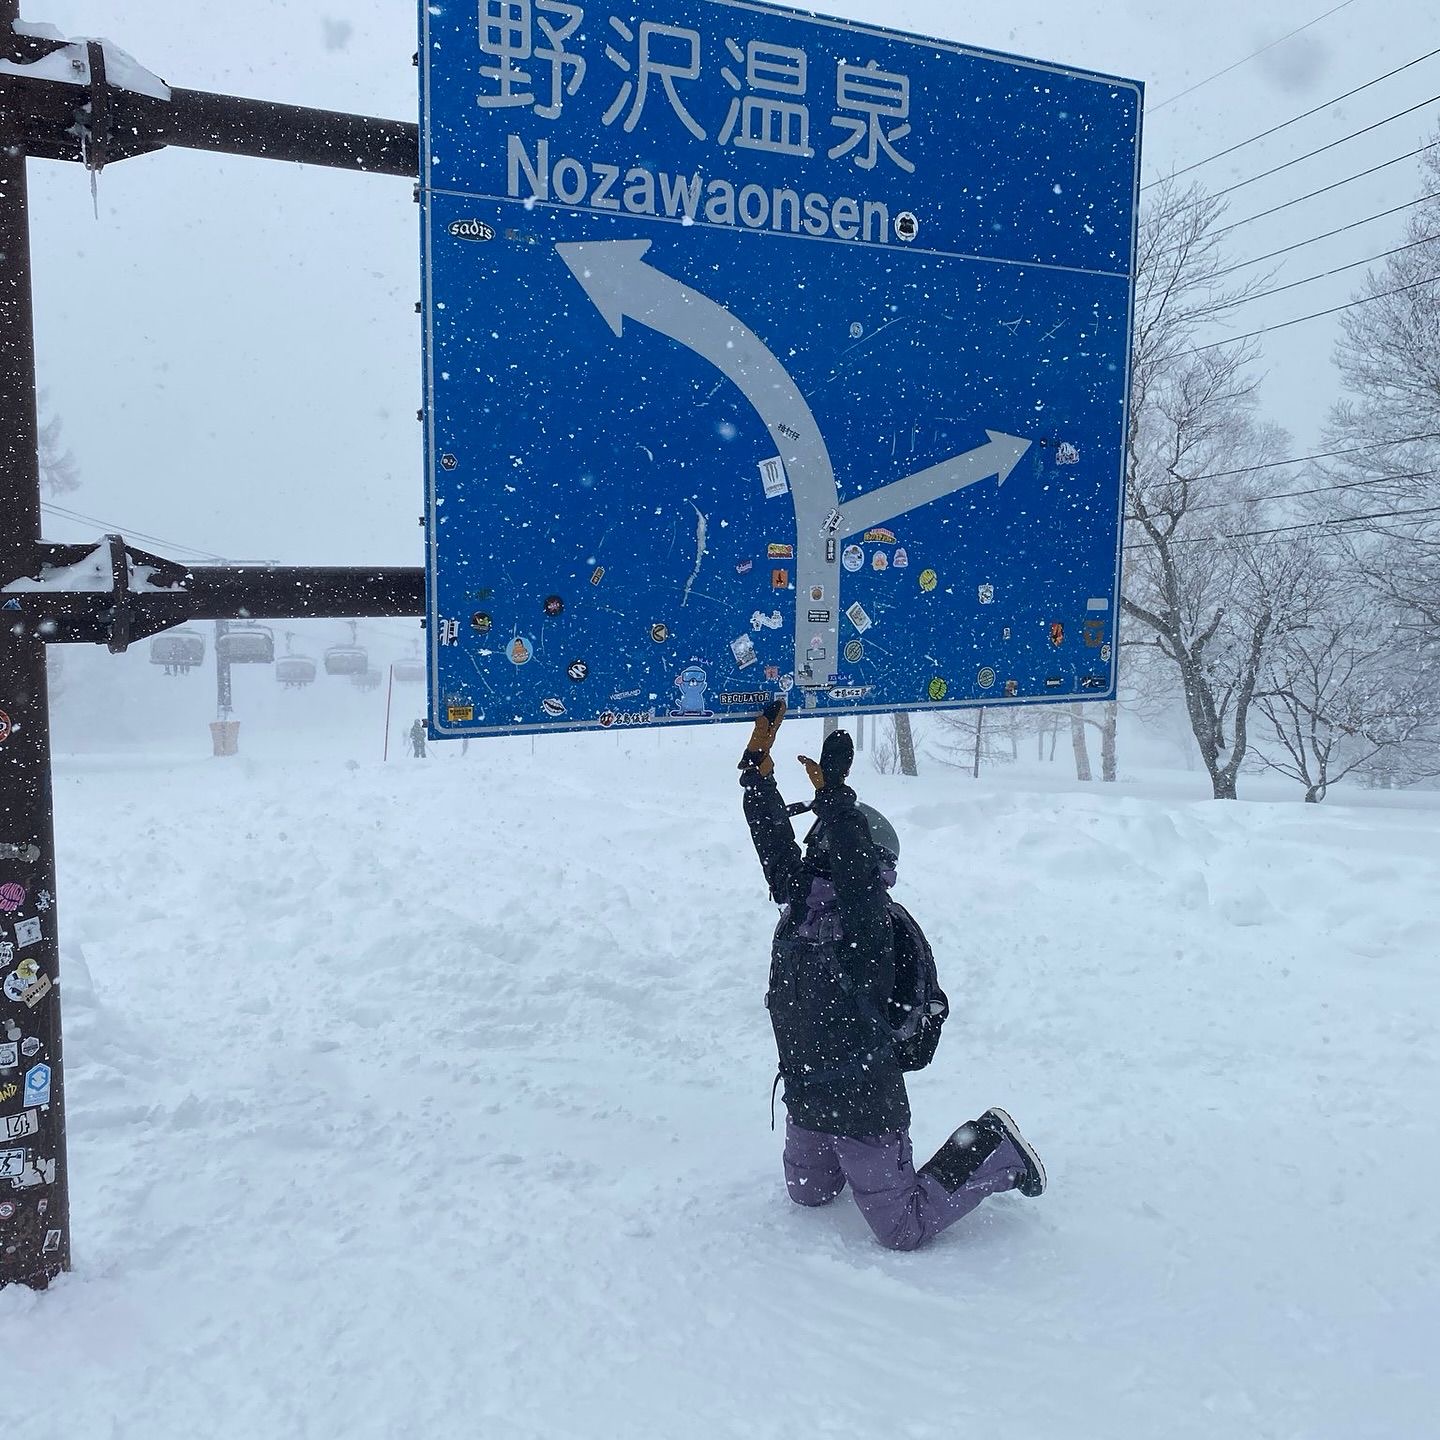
[
  {"xmin": 409, "ymin": 719, "xmax": 427, "ymax": 759},
  {"xmin": 738, "ymin": 700, "xmax": 1045, "ymax": 1250}
]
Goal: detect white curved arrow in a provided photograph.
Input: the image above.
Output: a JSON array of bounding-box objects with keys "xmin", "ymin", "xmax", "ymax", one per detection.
[{"xmin": 557, "ymin": 239, "xmax": 1030, "ymax": 686}]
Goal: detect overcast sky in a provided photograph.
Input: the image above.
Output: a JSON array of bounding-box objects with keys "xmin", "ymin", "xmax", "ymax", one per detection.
[{"xmin": 21, "ymin": 0, "xmax": 1440, "ymax": 574}]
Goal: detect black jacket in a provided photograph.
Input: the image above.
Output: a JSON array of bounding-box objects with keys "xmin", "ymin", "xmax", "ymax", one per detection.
[{"xmin": 742, "ymin": 770, "xmax": 910, "ymax": 1137}]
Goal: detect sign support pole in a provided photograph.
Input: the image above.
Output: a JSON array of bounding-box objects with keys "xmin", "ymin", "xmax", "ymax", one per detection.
[
  {"xmin": 383, "ymin": 664, "xmax": 394, "ymax": 761},
  {"xmin": 0, "ymin": 42, "xmax": 72, "ymax": 1286}
]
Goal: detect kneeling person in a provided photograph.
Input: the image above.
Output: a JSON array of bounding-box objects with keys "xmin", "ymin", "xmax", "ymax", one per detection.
[{"xmin": 738, "ymin": 700, "xmax": 1045, "ymax": 1251}]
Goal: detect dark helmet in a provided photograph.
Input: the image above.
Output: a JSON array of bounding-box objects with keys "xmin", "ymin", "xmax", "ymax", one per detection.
[
  {"xmin": 857, "ymin": 803, "xmax": 900, "ymax": 867},
  {"xmin": 802, "ymin": 802, "xmax": 900, "ymax": 870}
]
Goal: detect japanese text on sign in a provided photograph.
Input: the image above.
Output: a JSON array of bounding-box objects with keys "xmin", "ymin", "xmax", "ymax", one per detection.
[{"xmin": 476, "ymin": 2, "xmax": 916, "ymax": 174}]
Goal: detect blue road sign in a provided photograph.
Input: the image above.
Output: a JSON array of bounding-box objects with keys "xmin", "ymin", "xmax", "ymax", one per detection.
[{"xmin": 420, "ymin": 0, "xmax": 1141, "ymax": 737}]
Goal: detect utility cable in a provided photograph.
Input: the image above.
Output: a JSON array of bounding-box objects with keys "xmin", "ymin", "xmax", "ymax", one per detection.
[
  {"xmin": 1208, "ymin": 142, "xmax": 1438, "ymax": 243},
  {"xmin": 1126, "ymin": 466, "xmax": 1437, "ymax": 518},
  {"xmin": 1212, "ymin": 191, "xmax": 1440, "ymax": 278},
  {"xmin": 1146, "ymin": 46, "xmax": 1440, "ymax": 186},
  {"xmin": 39, "ymin": 499, "xmax": 237, "ymax": 564},
  {"xmin": 1191, "ymin": 430, "xmax": 1440, "ymax": 477},
  {"xmin": 1123, "ymin": 437, "xmax": 1440, "ymax": 512},
  {"xmin": 1153, "ymin": 430, "xmax": 1440, "ymax": 487},
  {"xmin": 1123, "ymin": 520, "xmax": 1424, "ymax": 549},
  {"xmin": 1124, "ymin": 502, "xmax": 1440, "ymax": 549},
  {"xmin": 1192, "ymin": 233, "xmax": 1440, "ymax": 317},
  {"xmin": 1190, "ymin": 273, "xmax": 1440, "ymax": 352},
  {"xmin": 1147, "ymin": 0, "xmax": 1359, "ymax": 115},
  {"xmin": 1208, "ymin": 93, "xmax": 1440, "ymax": 200}
]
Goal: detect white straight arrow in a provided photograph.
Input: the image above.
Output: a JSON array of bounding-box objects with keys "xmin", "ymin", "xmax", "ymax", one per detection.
[
  {"xmin": 557, "ymin": 239, "xmax": 1030, "ymax": 689},
  {"xmin": 837, "ymin": 431, "xmax": 1031, "ymax": 539}
]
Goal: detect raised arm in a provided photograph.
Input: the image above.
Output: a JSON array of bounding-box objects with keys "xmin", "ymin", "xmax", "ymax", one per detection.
[
  {"xmin": 813, "ymin": 785, "xmax": 888, "ymax": 988},
  {"xmin": 741, "ymin": 768, "xmax": 805, "ymax": 905},
  {"xmin": 737, "ymin": 701, "xmax": 804, "ymax": 905},
  {"xmin": 799, "ymin": 730, "xmax": 889, "ymax": 989}
]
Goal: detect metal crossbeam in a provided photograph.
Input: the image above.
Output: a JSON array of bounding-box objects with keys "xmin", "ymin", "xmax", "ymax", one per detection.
[
  {"xmin": 3, "ymin": 542, "xmax": 425, "ymax": 647},
  {"xmin": 0, "ymin": 38, "xmax": 420, "ymax": 175}
]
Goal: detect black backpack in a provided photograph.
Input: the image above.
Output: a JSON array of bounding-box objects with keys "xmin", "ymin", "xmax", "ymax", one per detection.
[{"xmin": 884, "ymin": 900, "xmax": 949, "ymax": 1071}]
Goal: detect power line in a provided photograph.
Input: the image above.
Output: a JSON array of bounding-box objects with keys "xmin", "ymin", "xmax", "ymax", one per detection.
[
  {"xmin": 1213, "ymin": 191, "xmax": 1440, "ymax": 278},
  {"xmin": 1203, "ymin": 431, "xmax": 1440, "ymax": 477},
  {"xmin": 1123, "ymin": 438, "xmax": 1440, "ymax": 515},
  {"xmin": 1128, "ymin": 466, "xmax": 1436, "ymax": 518},
  {"xmin": 1195, "ymin": 233, "xmax": 1440, "ymax": 316},
  {"xmin": 1146, "ymin": 0, "xmax": 1359, "ymax": 115},
  {"xmin": 1178, "ymin": 430, "xmax": 1440, "ymax": 481},
  {"xmin": 1190, "ymin": 273, "xmax": 1440, "ymax": 353},
  {"xmin": 1210, "ymin": 142, "xmax": 1438, "ymax": 243},
  {"xmin": 1146, "ymin": 47, "xmax": 1440, "ymax": 186},
  {"xmin": 40, "ymin": 500, "xmax": 237, "ymax": 564},
  {"xmin": 1124, "ymin": 522, "xmax": 1417, "ymax": 550},
  {"xmin": 1124, "ymin": 502, "xmax": 1440, "ymax": 549},
  {"xmin": 1208, "ymin": 93, "xmax": 1440, "ymax": 200}
]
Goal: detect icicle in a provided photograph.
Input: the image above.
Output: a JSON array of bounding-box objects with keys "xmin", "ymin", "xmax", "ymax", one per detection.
[{"xmin": 79, "ymin": 118, "xmax": 99, "ymax": 220}]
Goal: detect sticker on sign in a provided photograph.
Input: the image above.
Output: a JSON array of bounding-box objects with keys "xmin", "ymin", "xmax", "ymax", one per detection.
[
  {"xmin": 758, "ymin": 456, "xmax": 789, "ymax": 499},
  {"xmin": 845, "ymin": 602, "xmax": 873, "ymax": 634},
  {"xmin": 2, "ymin": 1110, "xmax": 37, "ymax": 1142}
]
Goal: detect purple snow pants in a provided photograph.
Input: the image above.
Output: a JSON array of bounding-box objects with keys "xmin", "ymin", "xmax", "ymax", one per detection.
[{"xmin": 783, "ymin": 1118, "xmax": 1023, "ymax": 1251}]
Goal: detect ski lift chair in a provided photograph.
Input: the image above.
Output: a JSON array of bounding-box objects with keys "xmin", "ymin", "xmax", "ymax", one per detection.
[
  {"xmin": 217, "ymin": 624, "xmax": 275, "ymax": 664},
  {"xmin": 276, "ymin": 654, "xmax": 317, "ymax": 688},
  {"xmin": 323, "ymin": 644, "xmax": 369, "ymax": 676},
  {"xmin": 149, "ymin": 627, "xmax": 207, "ymax": 676}
]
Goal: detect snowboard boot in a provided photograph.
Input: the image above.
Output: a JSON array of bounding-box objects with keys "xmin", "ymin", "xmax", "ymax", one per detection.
[
  {"xmin": 917, "ymin": 1118, "xmax": 1003, "ymax": 1194},
  {"xmin": 977, "ymin": 1107, "xmax": 1046, "ymax": 1197}
]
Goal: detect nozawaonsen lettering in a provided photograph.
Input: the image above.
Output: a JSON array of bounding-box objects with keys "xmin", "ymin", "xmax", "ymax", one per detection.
[{"xmin": 508, "ymin": 136, "xmax": 902, "ymax": 246}]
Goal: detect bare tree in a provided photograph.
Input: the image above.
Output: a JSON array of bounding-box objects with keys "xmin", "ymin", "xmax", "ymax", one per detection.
[
  {"xmin": 38, "ymin": 393, "xmax": 80, "ymax": 498},
  {"xmin": 975, "ymin": 705, "xmax": 1027, "ymax": 765},
  {"xmin": 1063, "ymin": 699, "xmax": 1127, "ymax": 781},
  {"xmin": 1256, "ymin": 578, "xmax": 1440, "ymax": 799},
  {"xmin": 1120, "ymin": 180, "xmax": 1309, "ymax": 799},
  {"xmin": 869, "ymin": 715, "xmax": 919, "ymax": 776},
  {"xmin": 37, "ymin": 396, "xmax": 80, "ymax": 700},
  {"xmin": 1318, "ymin": 131, "xmax": 1440, "ymax": 640},
  {"xmin": 1352, "ymin": 658, "xmax": 1440, "ymax": 787},
  {"xmin": 1068, "ymin": 706, "xmax": 1093, "ymax": 781},
  {"xmin": 936, "ymin": 706, "xmax": 1015, "ymax": 776},
  {"xmin": 869, "ymin": 717, "xmax": 901, "ymax": 774},
  {"xmin": 1040, "ymin": 711, "xmax": 1063, "ymax": 763},
  {"xmin": 892, "ymin": 712, "xmax": 918, "ymax": 777},
  {"xmin": 1008, "ymin": 703, "xmax": 1063, "ymax": 763}
]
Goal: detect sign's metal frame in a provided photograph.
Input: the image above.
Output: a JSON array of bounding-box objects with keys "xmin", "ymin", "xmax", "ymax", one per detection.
[{"xmin": 0, "ymin": 6, "xmax": 424, "ymax": 1291}]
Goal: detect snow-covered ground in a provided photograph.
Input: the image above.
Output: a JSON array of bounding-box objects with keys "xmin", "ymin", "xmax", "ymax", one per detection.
[{"xmin": 9, "ymin": 697, "xmax": 1440, "ymax": 1439}]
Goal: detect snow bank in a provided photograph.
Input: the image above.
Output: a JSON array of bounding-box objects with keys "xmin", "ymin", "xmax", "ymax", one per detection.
[{"xmin": 8, "ymin": 725, "xmax": 1438, "ymax": 1438}]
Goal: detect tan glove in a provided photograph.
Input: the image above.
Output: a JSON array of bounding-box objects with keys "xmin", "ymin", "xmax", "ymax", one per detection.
[
  {"xmin": 738, "ymin": 699, "xmax": 787, "ymax": 778},
  {"xmin": 797, "ymin": 729, "xmax": 855, "ymax": 793}
]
